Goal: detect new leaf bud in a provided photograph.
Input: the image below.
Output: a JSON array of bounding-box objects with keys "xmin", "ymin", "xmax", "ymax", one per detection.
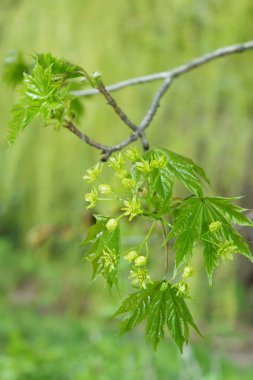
[{"xmin": 106, "ymin": 218, "xmax": 118, "ymax": 232}]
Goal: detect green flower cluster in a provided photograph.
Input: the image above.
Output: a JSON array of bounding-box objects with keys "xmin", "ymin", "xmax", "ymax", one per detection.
[
  {"xmin": 124, "ymin": 250, "xmax": 152, "ymax": 289},
  {"xmin": 83, "ymin": 147, "xmax": 170, "ymax": 221}
]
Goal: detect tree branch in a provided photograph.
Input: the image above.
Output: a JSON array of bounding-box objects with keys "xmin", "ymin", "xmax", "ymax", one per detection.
[
  {"xmin": 97, "ymin": 82, "xmax": 137, "ymax": 131},
  {"xmin": 72, "ymin": 40, "xmax": 253, "ymax": 97},
  {"xmin": 139, "ymin": 76, "xmax": 173, "ymax": 131},
  {"xmin": 65, "ymin": 40, "xmax": 253, "ymax": 161}
]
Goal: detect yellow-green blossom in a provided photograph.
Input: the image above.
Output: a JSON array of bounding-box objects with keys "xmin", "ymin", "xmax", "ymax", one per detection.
[
  {"xmin": 84, "ymin": 187, "xmax": 98, "ymax": 209},
  {"xmin": 129, "ymin": 268, "xmax": 152, "ymax": 289},
  {"xmin": 108, "ymin": 153, "xmax": 125, "ymax": 170},
  {"xmin": 99, "ymin": 184, "xmax": 112, "ymax": 194},
  {"xmin": 150, "ymin": 155, "xmax": 167, "ymax": 169},
  {"xmin": 106, "ymin": 218, "xmax": 118, "ymax": 232},
  {"xmin": 125, "ymin": 147, "xmax": 141, "ymax": 162},
  {"xmin": 135, "ymin": 160, "xmax": 151, "ymax": 173},
  {"xmin": 121, "ymin": 177, "xmax": 137, "ymax": 190},
  {"xmin": 183, "ymin": 266, "xmax": 194, "ymax": 279},
  {"xmin": 209, "ymin": 221, "xmax": 222, "ymax": 233},
  {"xmin": 121, "ymin": 198, "xmax": 142, "ymax": 221},
  {"xmin": 100, "ymin": 248, "xmax": 117, "ymax": 273},
  {"xmin": 134, "ymin": 256, "xmax": 147, "ymax": 267},
  {"xmin": 115, "ymin": 169, "xmax": 129, "ymax": 179},
  {"xmin": 217, "ymin": 240, "xmax": 237, "ymax": 260},
  {"xmin": 83, "ymin": 163, "xmax": 102, "ymax": 183},
  {"xmin": 176, "ymin": 281, "xmax": 189, "ymax": 297},
  {"xmin": 124, "ymin": 250, "xmax": 138, "ymax": 263}
]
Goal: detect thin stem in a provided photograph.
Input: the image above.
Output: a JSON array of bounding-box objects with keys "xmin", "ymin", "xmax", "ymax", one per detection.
[
  {"xmin": 97, "ymin": 82, "xmax": 137, "ymax": 131},
  {"xmin": 161, "ymin": 220, "xmax": 169, "ymax": 279}
]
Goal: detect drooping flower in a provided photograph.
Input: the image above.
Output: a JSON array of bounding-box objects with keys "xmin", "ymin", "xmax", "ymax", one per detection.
[
  {"xmin": 83, "ymin": 163, "xmax": 102, "ymax": 183},
  {"xmin": 134, "ymin": 256, "xmax": 147, "ymax": 267},
  {"xmin": 84, "ymin": 187, "xmax": 98, "ymax": 209},
  {"xmin": 125, "ymin": 147, "xmax": 141, "ymax": 162},
  {"xmin": 183, "ymin": 266, "xmax": 194, "ymax": 279},
  {"xmin": 217, "ymin": 240, "xmax": 237, "ymax": 260},
  {"xmin": 176, "ymin": 281, "xmax": 189, "ymax": 297},
  {"xmin": 108, "ymin": 153, "xmax": 125, "ymax": 170},
  {"xmin": 124, "ymin": 250, "xmax": 138, "ymax": 263},
  {"xmin": 121, "ymin": 177, "xmax": 137, "ymax": 190},
  {"xmin": 99, "ymin": 184, "xmax": 112, "ymax": 194},
  {"xmin": 129, "ymin": 268, "xmax": 152, "ymax": 289},
  {"xmin": 121, "ymin": 198, "xmax": 142, "ymax": 221}
]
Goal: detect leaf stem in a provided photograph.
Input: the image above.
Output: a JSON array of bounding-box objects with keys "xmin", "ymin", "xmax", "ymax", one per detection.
[{"xmin": 161, "ymin": 220, "xmax": 169, "ymax": 279}]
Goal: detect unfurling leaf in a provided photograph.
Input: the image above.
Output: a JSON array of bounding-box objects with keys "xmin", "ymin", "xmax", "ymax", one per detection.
[{"xmin": 8, "ymin": 53, "xmax": 86, "ymax": 145}]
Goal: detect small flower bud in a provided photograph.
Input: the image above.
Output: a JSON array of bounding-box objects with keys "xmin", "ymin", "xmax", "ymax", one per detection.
[
  {"xmin": 160, "ymin": 282, "xmax": 168, "ymax": 292},
  {"xmin": 92, "ymin": 71, "xmax": 102, "ymax": 79},
  {"xmin": 134, "ymin": 256, "xmax": 147, "ymax": 267},
  {"xmin": 183, "ymin": 266, "xmax": 194, "ymax": 278},
  {"xmin": 124, "ymin": 251, "xmax": 138, "ymax": 263},
  {"xmin": 209, "ymin": 221, "xmax": 222, "ymax": 233},
  {"xmin": 99, "ymin": 184, "xmax": 112, "ymax": 194},
  {"xmin": 106, "ymin": 219, "xmax": 118, "ymax": 232},
  {"xmin": 176, "ymin": 281, "xmax": 189, "ymax": 297}
]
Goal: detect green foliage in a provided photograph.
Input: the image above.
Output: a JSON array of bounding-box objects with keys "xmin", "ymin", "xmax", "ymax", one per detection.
[
  {"xmin": 171, "ymin": 196, "xmax": 253, "ymax": 283},
  {"xmin": 8, "ymin": 53, "xmax": 85, "ymax": 145},
  {"xmin": 115, "ymin": 281, "xmax": 200, "ymax": 352},
  {"xmin": 82, "ymin": 147, "xmax": 253, "ymax": 350}
]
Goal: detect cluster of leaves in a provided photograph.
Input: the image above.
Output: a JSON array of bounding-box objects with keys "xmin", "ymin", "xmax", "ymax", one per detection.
[
  {"xmin": 7, "ymin": 53, "xmax": 87, "ymax": 145},
  {"xmin": 82, "ymin": 147, "xmax": 253, "ymax": 351}
]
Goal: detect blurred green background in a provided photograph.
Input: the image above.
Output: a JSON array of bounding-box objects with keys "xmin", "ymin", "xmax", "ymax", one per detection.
[{"xmin": 1, "ymin": 0, "xmax": 253, "ymax": 379}]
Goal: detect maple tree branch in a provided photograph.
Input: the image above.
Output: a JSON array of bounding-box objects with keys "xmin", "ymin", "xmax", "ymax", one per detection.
[
  {"xmin": 139, "ymin": 76, "xmax": 173, "ymax": 131},
  {"xmin": 73, "ymin": 40, "xmax": 253, "ymax": 97},
  {"xmin": 65, "ymin": 40, "xmax": 253, "ymax": 160},
  {"xmin": 97, "ymin": 82, "xmax": 137, "ymax": 131}
]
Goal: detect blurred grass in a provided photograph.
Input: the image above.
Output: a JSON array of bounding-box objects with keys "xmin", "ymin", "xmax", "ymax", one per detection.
[{"xmin": 0, "ymin": 0, "xmax": 253, "ymax": 378}]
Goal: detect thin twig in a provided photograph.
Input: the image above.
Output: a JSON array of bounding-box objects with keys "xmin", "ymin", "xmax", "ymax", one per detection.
[
  {"xmin": 63, "ymin": 121, "xmax": 110, "ymax": 153},
  {"xmin": 97, "ymin": 83, "xmax": 137, "ymax": 131},
  {"xmin": 139, "ymin": 76, "xmax": 173, "ymax": 131},
  {"xmin": 72, "ymin": 40, "xmax": 253, "ymax": 97}
]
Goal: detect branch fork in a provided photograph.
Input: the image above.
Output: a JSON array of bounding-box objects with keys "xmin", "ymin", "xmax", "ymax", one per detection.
[{"xmin": 65, "ymin": 41, "xmax": 253, "ymax": 161}]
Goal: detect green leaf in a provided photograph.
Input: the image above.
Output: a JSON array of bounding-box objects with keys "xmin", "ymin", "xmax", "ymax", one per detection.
[
  {"xmin": 170, "ymin": 196, "xmax": 253, "ymax": 283},
  {"xmin": 8, "ymin": 53, "xmax": 86, "ymax": 144},
  {"xmin": 156, "ymin": 148, "xmax": 210, "ymax": 197},
  {"xmin": 204, "ymin": 197, "xmax": 253, "ymax": 227},
  {"xmin": 81, "ymin": 216, "xmax": 121, "ymax": 288},
  {"xmin": 8, "ymin": 103, "xmax": 39, "ymax": 145},
  {"xmin": 115, "ymin": 282, "xmax": 200, "ymax": 351},
  {"xmin": 36, "ymin": 53, "xmax": 84, "ymax": 79},
  {"xmin": 148, "ymin": 167, "xmax": 174, "ymax": 215},
  {"xmin": 146, "ymin": 285, "xmax": 167, "ymax": 349},
  {"xmin": 167, "ymin": 286, "xmax": 201, "ymax": 352},
  {"xmin": 171, "ymin": 198, "xmax": 203, "ymax": 273},
  {"xmin": 114, "ymin": 283, "xmax": 158, "ymax": 333}
]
